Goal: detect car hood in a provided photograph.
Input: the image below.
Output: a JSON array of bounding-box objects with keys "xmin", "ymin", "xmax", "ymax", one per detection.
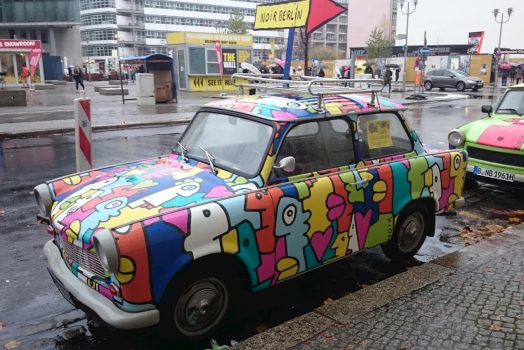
[
  {"xmin": 49, "ymin": 154, "xmax": 248, "ymax": 243},
  {"xmin": 461, "ymin": 116, "xmax": 524, "ymax": 151}
]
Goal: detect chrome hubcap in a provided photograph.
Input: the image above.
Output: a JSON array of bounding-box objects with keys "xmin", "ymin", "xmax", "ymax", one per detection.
[
  {"xmin": 174, "ymin": 279, "xmax": 227, "ymax": 337},
  {"xmin": 398, "ymin": 212, "xmax": 425, "ymax": 253}
]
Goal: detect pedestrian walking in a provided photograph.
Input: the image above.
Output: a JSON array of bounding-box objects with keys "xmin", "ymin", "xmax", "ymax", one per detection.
[
  {"xmin": 382, "ymin": 67, "xmax": 393, "ymax": 93},
  {"xmin": 364, "ymin": 64, "xmax": 374, "ymax": 77},
  {"xmin": 395, "ymin": 68, "xmax": 400, "ymax": 82},
  {"xmin": 510, "ymin": 66, "xmax": 516, "ymax": 85},
  {"xmin": 318, "ymin": 68, "xmax": 325, "ymax": 78},
  {"xmin": 20, "ymin": 64, "xmax": 31, "ymax": 88},
  {"xmin": 375, "ymin": 66, "xmax": 382, "ymax": 80},
  {"xmin": 73, "ymin": 66, "xmax": 85, "ymax": 92},
  {"xmin": 501, "ymin": 69, "xmax": 509, "ymax": 87},
  {"xmin": 516, "ymin": 67, "xmax": 523, "ymax": 85}
]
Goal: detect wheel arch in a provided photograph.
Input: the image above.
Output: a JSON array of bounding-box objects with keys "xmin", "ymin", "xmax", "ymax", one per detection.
[
  {"xmin": 158, "ymin": 252, "xmax": 251, "ymax": 305},
  {"xmin": 397, "ymin": 198, "xmax": 436, "ymax": 237}
]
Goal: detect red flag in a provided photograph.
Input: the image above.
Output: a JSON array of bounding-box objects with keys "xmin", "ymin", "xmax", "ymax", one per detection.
[
  {"xmin": 29, "ymin": 48, "xmax": 42, "ymax": 76},
  {"xmin": 215, "ymin": 41, "xmax": 223, "ymax": 77}
]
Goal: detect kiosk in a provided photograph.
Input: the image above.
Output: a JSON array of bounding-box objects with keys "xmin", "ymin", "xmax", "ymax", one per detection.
[
  {"xmin": 167, "ymin": 32, "xmax": 253, "ymax": 92},
  {"xmin": 118, "ymin": 54, "xmax": 176, "ymax": 103}
]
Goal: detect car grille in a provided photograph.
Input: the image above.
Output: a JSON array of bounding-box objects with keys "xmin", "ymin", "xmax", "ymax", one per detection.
[
  {"xmin": 467, "ymin": 146, "xmax": 524, "ymax": 167},
  {"xmin": 61, "ymin": 239, "xmax": 107, "ymax": 279}
]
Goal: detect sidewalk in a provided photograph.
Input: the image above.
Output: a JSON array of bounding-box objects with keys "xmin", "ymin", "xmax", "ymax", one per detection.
[
  {"xmin": 234, "ymin": 227, "xmax": 524, "ymax": 349},
  {"xmin": 0, "ymin": 81, "xmax": 470, "ymax": 140}
]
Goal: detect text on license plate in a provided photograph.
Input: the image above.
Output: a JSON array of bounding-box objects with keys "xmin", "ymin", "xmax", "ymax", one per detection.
[{"xmin": 473, "ymin": 166, "xmax": 514, "ymax": 182}]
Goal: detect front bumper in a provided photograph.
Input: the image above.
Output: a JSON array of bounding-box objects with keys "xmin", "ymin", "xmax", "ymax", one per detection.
[
  {"xmin": 465, "ymin": 81, "xmax": 484, "ymax": 89},
  {"xmin": 44, "ymin": 239, "xmax": 160, "ymax": 330}
]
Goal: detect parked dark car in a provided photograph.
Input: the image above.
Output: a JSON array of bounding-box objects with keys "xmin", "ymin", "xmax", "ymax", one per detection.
[{"xmin": 424, "ymin": 69, "xmax": 484, "ymax": 92}]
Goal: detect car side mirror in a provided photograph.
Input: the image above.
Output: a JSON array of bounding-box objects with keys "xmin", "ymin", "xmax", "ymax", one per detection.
[
  {"xmin": 481, "ymin": 105, "xmax": 492, "ymax": 117},
  {"xmin": 273, "ymin": 156, "xmax": 295, "ymax": 173},
  {"xmin": 449, "ymin": 75, "xmax": 455, "ymax": 78}
]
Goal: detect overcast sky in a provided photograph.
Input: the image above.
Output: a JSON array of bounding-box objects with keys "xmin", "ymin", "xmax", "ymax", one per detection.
[{"xmin": 395, "ymin": 0, "xmax": 524, "ymax": 54}]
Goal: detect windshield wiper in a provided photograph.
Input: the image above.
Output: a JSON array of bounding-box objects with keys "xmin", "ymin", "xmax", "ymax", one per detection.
[
  {"xmin": 177, "ymin": 142, "xmax": 189, "ymax": 162},
  {"xmin": 199, "ymin": 146, "xmax": 217, "ymax": 174}
]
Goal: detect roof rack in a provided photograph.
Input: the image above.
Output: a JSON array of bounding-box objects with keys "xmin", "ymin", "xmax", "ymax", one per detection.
[{"xmin": 231, "ymin": 73, "xmax": 385, "ymax": 108}]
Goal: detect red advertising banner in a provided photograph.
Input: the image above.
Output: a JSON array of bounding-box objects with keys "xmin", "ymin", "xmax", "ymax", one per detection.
[
  {"xmin": 29, "ymin": 48, "xmax": 42, "ymax": 75},
  {"xmin": 468, "ymin": 32, "xmax": 484, "ymax": 54},
  {"xmin": 215, "ymin": 41, "xmax": 223, "ymax": 77},
  {"xmin": 0, "ymin": 39, "xmax": 41, "ymax": 50}
]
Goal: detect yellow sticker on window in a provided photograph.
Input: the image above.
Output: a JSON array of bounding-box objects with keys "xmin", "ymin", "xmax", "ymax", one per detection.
[{"xmin": 367, "ymin": 120, "xmax": 393, "ymax": 149}]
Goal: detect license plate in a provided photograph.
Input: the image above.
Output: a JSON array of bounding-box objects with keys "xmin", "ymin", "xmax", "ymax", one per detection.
[{"xmin": 473, "ymin": 166, "xmax": 514, "ymax": 182}]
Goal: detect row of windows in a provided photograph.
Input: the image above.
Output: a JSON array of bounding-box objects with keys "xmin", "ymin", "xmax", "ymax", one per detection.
[
  {"xmin": 82, "ymin": 46, "xmax": 117, "ymax": 57},
  {"xmin": 81, "ymin": 30, "xmax": 118, "ymax": 41},
  {"xmin": 80, "ymin": 0, "xmax": 115, "ymax": 10},
  {"xmin": 143, "ymin": 2, "xmax": 255, "ymax": 16},
  {"xmin": 253, "ymin": 37, "xmax": 284, "ymax": 45},
  {"xmin": 81, "ymin": 13, "xmax": 116, "ymax": 26},
  {"xmin": 143, "ymin": 17, "xmax": 254, "ymax": 30}
]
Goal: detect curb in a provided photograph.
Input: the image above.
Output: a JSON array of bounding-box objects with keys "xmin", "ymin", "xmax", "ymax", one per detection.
[{"xmin": 0, "ymin": 119, "xmax": 192, "ymax": 141}]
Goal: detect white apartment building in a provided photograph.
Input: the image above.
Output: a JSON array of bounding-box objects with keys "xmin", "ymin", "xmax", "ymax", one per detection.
[{"xmin": 80, "ymin": 0, "xmax": 285, "ymax": 72}]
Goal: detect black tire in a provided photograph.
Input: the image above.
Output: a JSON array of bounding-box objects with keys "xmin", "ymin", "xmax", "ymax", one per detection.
[
  {"xmin": 382, "ymin": 203, "xmax": 430, "ymax": 261},
  {"xmin": 456, "ymin": 81, "xmax": 466, "ymax": 92},
  {"xmin": 159, "ymin": 259, "xmax": 244, "ymax": 343},
  {"xmin": 424, "ymin": 81, "xmax": 432, "ymax": 91}
]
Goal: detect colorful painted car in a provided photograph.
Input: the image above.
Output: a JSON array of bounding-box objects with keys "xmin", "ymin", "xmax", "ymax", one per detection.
[
  {"xmin": 35, "ymin": 92, "xmax": 467, "ymax": 342},
  {"xmin": 449, "ymin": 83, "xmax": 524, "ymax": 186}
]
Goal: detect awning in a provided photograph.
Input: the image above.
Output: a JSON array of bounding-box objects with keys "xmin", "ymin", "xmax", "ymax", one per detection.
[{"xmin": 119, "ymin": 54, "xmax": 173, "ymax": 64}]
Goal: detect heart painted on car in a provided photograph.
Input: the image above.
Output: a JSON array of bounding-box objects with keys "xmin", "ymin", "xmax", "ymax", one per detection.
[
  {"xmin": 204, "ymin": 185, "xmax": 234, "ymax": 198},
  {"xmin": 311, "ymin": 227, "xmax": 333, "ymax": 261},
  {"xmin": 327, "ymin": 193, "xmax": 345, "ymax": 221}
]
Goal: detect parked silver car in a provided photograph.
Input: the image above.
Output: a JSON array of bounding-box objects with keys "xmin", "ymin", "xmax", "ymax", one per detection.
[{"xmin": 424, "ymin": 69, "xmax": 484, "ymax": 92}]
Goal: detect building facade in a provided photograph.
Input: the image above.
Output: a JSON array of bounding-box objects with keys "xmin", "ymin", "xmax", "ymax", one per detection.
[
  {"xmin": 0, "ymin": 0, "xmax": 82, "ymax": 75},
  {"xmin": 80, "ymin": 0, "xmax": 285, "ymax": 74}
]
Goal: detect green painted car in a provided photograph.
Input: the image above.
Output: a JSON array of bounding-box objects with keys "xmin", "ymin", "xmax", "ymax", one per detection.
[{"xmin": 448, "ymin": 83, "xmax": 524, "ymax": 186}]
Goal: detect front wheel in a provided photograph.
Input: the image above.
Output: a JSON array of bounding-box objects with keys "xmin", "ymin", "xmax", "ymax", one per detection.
[
  {"xmin": 382, "ymin": 203, "xmax": 429, "ymax": 261},
  {"xmin": 424, "ymin": 81, "xmax": 432, "ymax": 91},
  {"xmin": 160, "ymin": 265, "xmax": 236, "ymax": 343},
  {"xmin": 456, "ymin": 81, "xmax": 466, "ymax": 92}
]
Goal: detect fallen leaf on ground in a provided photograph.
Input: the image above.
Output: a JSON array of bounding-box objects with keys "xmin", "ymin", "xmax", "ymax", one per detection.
[
  {"xmin": 323, "ymin": 298, "xmax": 333, "ymax": 305},
  {"xmin": 508, "ymin": 217, "xmax": 521, "ymax": 224},
  {"xmin": 4, "ymin": 340, "xmax": 20, "ymax": 349},
  {"xmin": 489, "ymin": 324, "xmax": 503, "ymax": 332},
  {"xmin": 0, "ymin": 209, "xmax": 5, "ymax": 216}
]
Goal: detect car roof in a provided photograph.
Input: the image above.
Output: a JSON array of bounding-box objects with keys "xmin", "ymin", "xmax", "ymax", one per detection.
[{"xmin": 205, "ymin": 94, "xmax": 406, "ymax": 122}]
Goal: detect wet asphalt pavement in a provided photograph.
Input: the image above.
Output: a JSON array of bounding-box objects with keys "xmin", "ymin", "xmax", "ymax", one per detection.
[{"xmin": 1, "ymin": 94, "xmax": 523, "ymax": 350}]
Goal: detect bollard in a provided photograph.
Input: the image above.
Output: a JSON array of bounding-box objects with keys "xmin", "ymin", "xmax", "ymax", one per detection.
[{"xmin": 74, "ymin": 95, "xmax": 92, "ymax": 172}]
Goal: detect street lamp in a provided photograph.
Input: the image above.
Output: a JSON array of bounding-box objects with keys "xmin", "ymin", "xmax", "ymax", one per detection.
[
  {"xmin": 493, "ymin": 7, "xmax": 513, "ymax": 90},
  {"xmin": 400, "ymin": 0, "xmax": 418, "ymax": 93},
  {"xmin": 83, "ymin": 39, "xmax": 91, "ymax": 82}
]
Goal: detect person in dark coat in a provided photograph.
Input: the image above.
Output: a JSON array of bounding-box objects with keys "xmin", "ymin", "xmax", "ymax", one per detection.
[
  {"xmin": 364, "ymin": 64, "xmax": 374, "ymax": 77},
  {"xmin": 395, "ymin": 68, "xmax": 401, "ymax": 82},
  {"xmin": 73, "ymin": 66, "xmax": 85, "ymax": 92},
  {"xmin": 318, "ymin": 68, "xmax": 325, "ymax": 78},
  {"xmin": 242, "ymin": 68, "xmax": 256, "ymax": 95},
  {"xmin": 382, "ymin": 67, "xmax": 393, "ymax": 93}
]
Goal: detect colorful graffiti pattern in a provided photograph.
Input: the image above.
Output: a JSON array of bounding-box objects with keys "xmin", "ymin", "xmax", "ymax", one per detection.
[{"xmin": 44, "ymin": 95, "xmax": 466, "ymax": 313}]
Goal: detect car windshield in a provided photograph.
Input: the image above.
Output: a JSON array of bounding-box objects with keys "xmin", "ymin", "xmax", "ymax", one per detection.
[
  {"xmin": 496, "ymin": 90, "xmax": 524, "ymax": 115},
  {"xmin": 179, "ymin": 112, "xmax": 273, "ymax": 177}
]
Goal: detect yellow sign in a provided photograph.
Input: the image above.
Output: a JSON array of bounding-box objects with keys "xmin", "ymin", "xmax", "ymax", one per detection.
[
  {"xmin": 254, "ymin": 0, "xmax": 310, "ymax": 30},
  {"xmin": 237, "ymin": 50, "xmax": 251, "ymax": 64},
  {"xmin": 167, "ymin": 32, "xmax": 252, "ymax": 46},
  {"xmin": 367, "ymin": 120, "xmax": 393, "ymax": 149},
  {"xmin": 190, "ymin": 76, "xmax": 246, "ymax": 92}
]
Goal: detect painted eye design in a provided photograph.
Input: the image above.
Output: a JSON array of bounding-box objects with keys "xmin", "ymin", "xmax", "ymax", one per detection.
[
  {"xmin": 105, "ymin": 200, "xmax": 123, "ymax": 209},
  {"xmin": 453, "ymin": 155, "xmax": 461, "ymax": 170},
  {"xmin": 283, "ymin": 204, "xmax": 297, "ymax": 225},
  {"xmin": 181, "ymin": 184, "xmax": 197, "ymax": 191},
  {"xmin": 68, "ymin": 206, "xmax": 78, "ymax": 214}
]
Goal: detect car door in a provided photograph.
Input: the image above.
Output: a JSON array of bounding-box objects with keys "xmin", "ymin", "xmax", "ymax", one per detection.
[
  {"xmin": 442, "ymin": 69, "xmax": 456, "ymax": 88},
  {"xmin": 431, "ymin": 69, "xmax": 444, "ymax": 87},
  {"xmin": 260, "ymin": 117, "xmax": 367, "ymax": 284}
]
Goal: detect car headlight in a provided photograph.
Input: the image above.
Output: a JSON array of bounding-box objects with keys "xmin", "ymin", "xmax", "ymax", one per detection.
[
  {"xmin": 467, "ymin": 80, "xmax": 475, "ymax": 83},
  {"xmin": 93, "ymin": 229, "xmax": 119, "ymax": 273},
  {"xmin": 448, "ymin": 129, "xmax": 465, "ymax": 147},
  {"xmin": 34, "ymin": 183, "xmax": 53, "ymax": 217}
]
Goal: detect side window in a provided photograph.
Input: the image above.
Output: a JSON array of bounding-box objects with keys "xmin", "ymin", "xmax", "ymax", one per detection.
[
  {"xmin": 273, "ymin": 118, "xmax": 355, "ymax": 179},
  {"xmin": 356, "ymin": 113, "xmax": 412, "ymax": 159}
]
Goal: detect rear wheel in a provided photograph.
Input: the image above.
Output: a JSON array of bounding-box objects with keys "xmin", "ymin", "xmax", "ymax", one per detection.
[
  {"xmin": 382, "ymin": 203, "xmax": 429, "ymax": 261},
  {"xmin": 424, "ymin": 81, "xmax": 433, "ymax": 91},
  {"xmin": 456, "ymin": 81, "xmax": 466, "ymax": 91}
]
